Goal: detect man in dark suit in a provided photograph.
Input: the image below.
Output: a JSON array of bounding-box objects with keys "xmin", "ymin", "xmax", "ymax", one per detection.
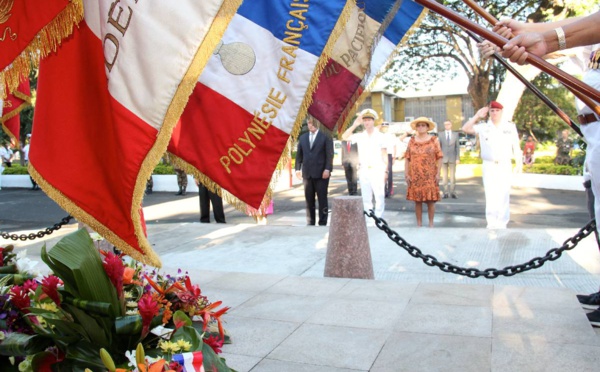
[
  {"xmin": 341, "ymin": 139, "xmax": 359, "ymax": 195},
  {"xmin": 439, "ymin": 120, "xmax": 460, "ymax": 199},
  {"xmin": 295, "ymin": 116, "xmax": 334, "ymax": 226}
]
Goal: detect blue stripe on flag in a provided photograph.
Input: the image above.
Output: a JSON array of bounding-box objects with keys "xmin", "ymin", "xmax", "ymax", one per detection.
[
  {"xmin": 238, "ymin": 0, "xmax": 348, "ymax": 56},
  {"xmin": 382, "ymin": 0, "xmax": 424, "ymax": 43},
  {"xmin": 363, "ymin": 0, "xmax": 399, "ymax": 23}
]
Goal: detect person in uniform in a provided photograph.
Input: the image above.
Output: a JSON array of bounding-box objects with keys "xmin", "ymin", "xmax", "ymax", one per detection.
[
  {"xmin": 554, "ymin": 129, "xmax": 572, "ymax": 165},
  {"xmin": 462, "ymin": 101, "xmax": 522, "ymax": 229},
  {"xmin": 341, "ymin": 109, "xmax": 388, "ymax": 218}
]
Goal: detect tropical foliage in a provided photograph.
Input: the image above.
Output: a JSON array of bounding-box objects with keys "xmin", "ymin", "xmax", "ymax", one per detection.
[{"xmin": 0, "ymin": 230, "xmax": 233, "ymax": 372}]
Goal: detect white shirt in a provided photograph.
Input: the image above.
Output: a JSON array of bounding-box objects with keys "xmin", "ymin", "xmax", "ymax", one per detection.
[
  {"xmin": 0, "ymin": 146, "xmax": 13, "ymax": 163},
  {"xmin": 474, "ymin": 120, "xmax": 521, "ymax": 163},
  {"xmin": 350, "ymin": 130, "xmax": 387, "ymax": 170},
  {"xmin": 577, "ymin": 45, "xmax": 600, "ymax": 116}
]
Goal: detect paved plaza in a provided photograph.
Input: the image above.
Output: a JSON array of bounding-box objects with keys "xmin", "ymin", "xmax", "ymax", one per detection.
[{"xmin": 2, "ymin": 169, "xmax": 600, "ymax": 371}]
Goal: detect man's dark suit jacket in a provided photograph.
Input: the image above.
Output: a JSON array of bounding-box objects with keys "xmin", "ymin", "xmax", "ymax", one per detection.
[
  {"xmin": 295, "ymin": 130, "xmax": 334, "ymax": 177},
  {"xmin": 341, "ymin": 140, "xmax": 358, "ymax": 166}
]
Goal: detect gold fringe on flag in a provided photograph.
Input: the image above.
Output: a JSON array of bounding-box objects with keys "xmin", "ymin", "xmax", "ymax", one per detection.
[
  {"xmin": 0, "ymin": 89, "xmax": 32, "ymax": 147},
  {"xmin": 0, "ymin": 0, "xmax": 84, "ymax": 99},
  {"xmin": 166, "ymin": 0, "xmax": 356, "ymax": 219},
  {"xmin": 337, "ymin": 7, "xmax": 428, "ymax": 134},
  {"xmin": 30, "ymin": 0, "xmax": 242, "ymax": 268},
  {"xmin": 129, "ymin": 0, "xmax": 242, "ymax": 267},
  {"xmin": 261, "ymin": 0, "xmax": 356, "ymax": 209}
]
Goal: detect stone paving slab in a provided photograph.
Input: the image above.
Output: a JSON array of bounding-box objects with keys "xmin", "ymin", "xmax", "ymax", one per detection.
[{"xmin": 191, "ymin": 272, "xmax": 600, "ymax": 372}]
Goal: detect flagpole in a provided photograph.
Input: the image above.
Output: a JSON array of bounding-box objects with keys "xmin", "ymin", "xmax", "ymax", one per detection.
[
  {"xmin": 413, "ymin": 0, "xmax": 600, "ymax": 116},
  {"xmin": 464, "ymin": 29, "xmax": 583, "ymax": 137},
  {"xmin": 461, "ymin": 0, "xmax": 590, "ymax": 136}
]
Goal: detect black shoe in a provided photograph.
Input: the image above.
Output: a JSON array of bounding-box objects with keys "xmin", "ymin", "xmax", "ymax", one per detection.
[
  {"xmin": 587, "ymin": 308, "xmax": 600, "ymax": 327},
  {"xmin": 451, "ymin": 193, "xmax": 457, "ymax": 199},
  {"xmin": 181, "ymin": 190, "xmax": 187, "ymax": 196},
  {"xmin": 443, "ymin": 193, "xmax": 448, "ymax": 199},
  {"xmin": 175, "ymin": 190, "xmax": 183, "ymax": 195},
  {"xmin": 577, "ymin": 291, "xmax": 600, "ymax": 310}
]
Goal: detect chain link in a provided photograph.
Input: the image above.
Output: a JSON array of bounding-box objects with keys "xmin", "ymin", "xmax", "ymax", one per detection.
[
  {"xmin": 1, "ymin": 216, "xmax": 74, "ymax": 241},
  {"xmin": 366, "ymin": 211, "xmax": 596, "ymax": 279}
]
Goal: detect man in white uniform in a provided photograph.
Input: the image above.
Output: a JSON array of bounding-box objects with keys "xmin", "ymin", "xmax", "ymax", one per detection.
[
  {"xmin": 342, "ymin": 109, "xmax": 388, "ymax": 218},
  {"xmin": 462, "ymin": 101, "xmax": 522, "ymax": 229}
]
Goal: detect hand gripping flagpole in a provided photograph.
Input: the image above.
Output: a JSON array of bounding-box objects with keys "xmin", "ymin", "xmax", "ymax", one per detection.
[
  {"xmin": 463, "ymin": 28, "xmax": 583, "ymax": 137},
  {"xmin": 461, "ymin": 0, "xmax": 588, "ymax": 136},
  {"xmin": 414, "ymin": 0, "xmax": 600, "ymax": 117}
]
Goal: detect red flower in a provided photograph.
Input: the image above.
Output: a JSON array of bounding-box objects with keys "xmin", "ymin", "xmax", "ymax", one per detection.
[
  {"xmin": 138, "ymin": 292, "xmax": 159, "ymax": 338},
  {"xmin": 203, "ymin": 335, "xmax": 224, "ymax": 354},
  {"xmin": 22, "ymin": 279, "xmax": 38, "ymax": 294},
  {"xmin": 42, "ymin": 275, "xmax": 62, "ymax": 306},
  {"xmin": 102, "ymin": 252, "xmax": 125, "ymax": 299},
  {"xmin": 9, "ymin": 285, "xmax": 31, "ymax": 312}
]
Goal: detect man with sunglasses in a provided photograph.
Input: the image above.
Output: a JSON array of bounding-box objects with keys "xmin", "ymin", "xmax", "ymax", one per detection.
[{"xmin": 462, "ymin": 101, "xmax": 522, "ymax": 229}]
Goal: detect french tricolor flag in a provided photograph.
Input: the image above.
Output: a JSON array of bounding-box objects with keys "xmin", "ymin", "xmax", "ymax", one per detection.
[
  {"xmin": 308, "ymin": 0, "xmax": 399, "ymax": 131},
  {"xmin": 30, "ymin": 0, "xmax": 241, "ymax": 266},
  {"xmin": 169, "ymin": 0, "xmax": 352, "ymax": 208},
  {"xmin": 172, "ymin": 351, "xmax": 205, "ymax": 372},
  {"xmin": 367, "ymin": 0, "xmax": 425, "ymax": 83},
  {"xmin": 338, "ymin": 0, "xmax": 425, "ymax": 132}
]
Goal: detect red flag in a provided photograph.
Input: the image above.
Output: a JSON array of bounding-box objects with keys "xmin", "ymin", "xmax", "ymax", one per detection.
[
  {"xmin": 1, "ymin": 79, "xmax": 31, "ymax": 147},
  {"xmin": 0, "ymin": 0, "xmax": 81, "ymax": 98},
  {"xmin": 30, "ymin": 0, "xmax": 241, "ymax": 267}
]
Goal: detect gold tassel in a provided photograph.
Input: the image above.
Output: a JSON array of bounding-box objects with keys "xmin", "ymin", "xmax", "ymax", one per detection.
[{"xmin": 0, "ymin": 0, "xmax": 84, "ymax": 99}]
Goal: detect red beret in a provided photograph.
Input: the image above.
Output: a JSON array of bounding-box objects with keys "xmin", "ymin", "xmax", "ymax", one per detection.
[{"xmin": 489, "ymin": 101, "xmax": 503, "ymax": 109}]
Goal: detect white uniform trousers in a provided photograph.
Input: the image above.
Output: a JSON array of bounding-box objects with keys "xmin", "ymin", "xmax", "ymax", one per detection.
[
  {"xmin": 359, "ymin": 167, "xmax": 386, "ymax": 218},
  {"xmin": 482, "ymin": 160, "xmax": 513, "ymax": 229},
  {"xmin": 582, "ymin": 120, "xmax": 600, "ymax": 237}
]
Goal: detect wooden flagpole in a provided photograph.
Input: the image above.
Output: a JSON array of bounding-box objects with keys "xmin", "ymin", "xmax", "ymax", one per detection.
[
  {"xmin": 464, "ymin": 29, "xmax": 582, "ymax": 137},
  {"xmin": 414, "ymin": 0, "xmax": 600, "ymax": 116},
  {"xmin": 462, "ymin": 0, "xmax": 598, "ymax": 128}
]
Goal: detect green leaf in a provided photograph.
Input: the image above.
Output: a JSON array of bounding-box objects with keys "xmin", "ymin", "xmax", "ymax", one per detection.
[
  {"xmin": 0, "ymin": 333, "xmax": 52, "ymax": 356},
  {"xmin": 171, "ymin": 325, "xmax": 202, "ymax": 351},
  {"xmin": 201, "ymin": 341, "xmax": 234, "ymax": 372},
  {"xmin": 42, "ymin": 229, "xmax": 122, "ymax": 318},
  {"xmin": 172, "ymin": 310, "xmax": 192, "ymax": 329},
  {"xmin": 62, "ymin": 293, "xmax": 113, "ymax": 316},
  {"xmin": 62, "ymin": 303, "xmax": 110, "ymax": 347},
  {"xmin": 115, "ymin": 315, "xmax": 143, "ymax": 335},
  {"xmin": 0, "ymin": 265, "xmax": 17, "ymax": 274}
]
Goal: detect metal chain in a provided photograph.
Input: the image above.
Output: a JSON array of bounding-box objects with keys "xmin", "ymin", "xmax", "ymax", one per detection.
[
  {"xmin": 1, "ymin": 216, "xmax": 74, "ymax": 241},
  {"xmin": 365, "ymin": 211, "xmax": 596, "ymax": 279}
]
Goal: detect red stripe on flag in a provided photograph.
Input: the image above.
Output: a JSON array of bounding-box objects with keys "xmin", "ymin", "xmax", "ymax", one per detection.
[
  {"xmin": 309, "ymin": 59, "xmax": 363, "ymax": 131},
  {"xmin": 169, "ymin": 83, "xmax": 289, "ymax": 208},
  {"xmin": 31, "ymin": 21, "xmax": 156, "ymax": 255}
]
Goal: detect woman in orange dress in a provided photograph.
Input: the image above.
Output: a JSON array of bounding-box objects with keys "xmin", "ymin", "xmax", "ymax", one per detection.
[{"xmin": 405, "ymin": 117, "xmax": 443, "ymax": 227}]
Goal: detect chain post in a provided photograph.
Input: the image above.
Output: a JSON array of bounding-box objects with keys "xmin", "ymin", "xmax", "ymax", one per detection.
[{"xmin": 364, "ymin": 210, "xmax": 596, "ymax": 279}]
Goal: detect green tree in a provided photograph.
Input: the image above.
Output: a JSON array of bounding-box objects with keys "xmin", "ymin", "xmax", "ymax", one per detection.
[
  {"xmin": 513, "ymin": 73, "xmax": 577, "ymax": 142},
  {"xmin": 382, "ymin": 0, "xmax": 596, "ymax": 110}
]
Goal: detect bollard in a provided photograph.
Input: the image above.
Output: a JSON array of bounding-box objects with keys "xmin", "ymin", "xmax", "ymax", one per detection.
[{"xmin": 324, "ymin": 196, "xmax": 374, "ymax": 279}]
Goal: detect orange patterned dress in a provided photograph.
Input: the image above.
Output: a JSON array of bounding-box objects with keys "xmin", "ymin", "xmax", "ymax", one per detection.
[{"xmin": 405, "ymin": 136, "xmax": 443, "ymax": 202}]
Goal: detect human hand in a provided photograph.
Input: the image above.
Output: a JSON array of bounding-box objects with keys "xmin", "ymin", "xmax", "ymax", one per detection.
[
  {"xmin": 477, "ymin": 40, "xmax": 501, "ymax": 59},
  {"xmin": 295, "ymin": 170, "xmax": 302, "ymax": 180},
  {"xmin": 502, "ymin": 32, "xmax": 548, "ymax": 65},
  {"xmin": 493, "ymin": 18, "xmax": 527, "ymax": 38},
  {"xmin": 476, "ymin": 106, "xmax": 489, "ymax": 120},
  {"xmin": 322, "ymin": 169, "xmax": 331, "ymax": 179}
]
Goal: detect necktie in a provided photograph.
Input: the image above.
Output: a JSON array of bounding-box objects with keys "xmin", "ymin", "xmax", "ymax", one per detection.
[
  {"xmin": 347, "ymin": 142, "xmax": 351, "ymax": 152},
  {"xmin": 310, "ymin": 133, "xmax": 314, "ymax": 149},
  {"xmin": 447, "ymin": 132, "xmax": 450, "ymax": 144}
]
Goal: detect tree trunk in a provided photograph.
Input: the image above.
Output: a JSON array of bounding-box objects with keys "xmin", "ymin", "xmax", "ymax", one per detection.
[{"xmin": 467, "ymin": 73, "xmax": 490, "ymax": 111}]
